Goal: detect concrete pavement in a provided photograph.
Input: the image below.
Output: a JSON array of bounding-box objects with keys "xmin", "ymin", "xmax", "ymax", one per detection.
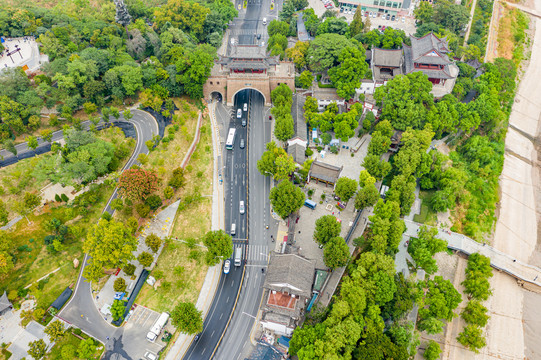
[{"xmin": 403, "ymin": 220, "xmax": 541, "ymax": 287}]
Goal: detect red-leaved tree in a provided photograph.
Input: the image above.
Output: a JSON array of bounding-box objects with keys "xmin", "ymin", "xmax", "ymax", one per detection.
[{"xmin": 119, "ymin": 169, "xmax": 158, "ymax": 201}]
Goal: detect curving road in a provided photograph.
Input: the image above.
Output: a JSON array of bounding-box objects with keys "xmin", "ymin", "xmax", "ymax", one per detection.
[{"xmin": 57, "ymin": 110, "xmax": 158, "ymax": 348}]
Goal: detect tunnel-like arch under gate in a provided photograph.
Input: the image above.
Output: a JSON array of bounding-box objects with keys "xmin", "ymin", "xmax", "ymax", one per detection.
[{"xmin": 203, "ymin": 45, "xmax": 294, "ymax": 107}]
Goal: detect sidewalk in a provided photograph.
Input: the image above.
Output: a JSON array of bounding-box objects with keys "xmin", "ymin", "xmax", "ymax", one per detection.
[{"xmin": 164, "ymin": 100, "xmax": 225, "ymax": 360}]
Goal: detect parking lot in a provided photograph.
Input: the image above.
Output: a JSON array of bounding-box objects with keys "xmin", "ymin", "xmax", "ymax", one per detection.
[{"xmin": 121, "ymin": 305, "xmax": 168, "ymax": 360}]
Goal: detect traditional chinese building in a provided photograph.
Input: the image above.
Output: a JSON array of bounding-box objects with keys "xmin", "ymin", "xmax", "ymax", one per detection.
[{"xmin": 370, "ymin": 33, "xmax": 459, "ymax": 97}]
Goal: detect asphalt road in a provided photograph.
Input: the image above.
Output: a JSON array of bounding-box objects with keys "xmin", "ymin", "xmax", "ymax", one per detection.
[
  {"xmin": 57, "ymin": 110, "xmax": 158, "ymax": 358},
  {"xmin": 183, "ymin": 91, "xmax": 250, "ymax": 360},
  {"xmin": 214, "ymin": 90, "xmax": 275, "ymax": 360}
]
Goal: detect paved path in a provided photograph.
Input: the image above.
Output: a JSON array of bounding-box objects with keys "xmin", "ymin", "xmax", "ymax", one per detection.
[
  {"xmin": 404, "ymin": 220, "xmax": 541, "ymax": 287},
  {"xmin": 463, "ymin": 0, "xmax": 479, "ymax": 46}
]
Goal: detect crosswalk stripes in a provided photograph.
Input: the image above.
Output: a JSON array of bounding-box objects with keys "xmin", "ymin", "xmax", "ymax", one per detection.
[{"xmin": 247, "ymin": 244, "xmax": 269, "ymax": 264}]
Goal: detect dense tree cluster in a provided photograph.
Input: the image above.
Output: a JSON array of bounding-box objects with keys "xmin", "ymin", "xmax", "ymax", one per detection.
[
  {"xmin": 271, "ymin": 84, "xmax": 295, "ymax": 141},
  {"xmin": 257, "ymin": 141, "xmax": 296, "ymax": 180},
  {"xmin": 462, "ymin": 253, "xmax": 493, "ymax": 300},
  {"xmin": 407, "ymin": 226, "xmax": 447, "ymax": 274},
  {"xmin": 365, "ymin": 199, "xmax": 405, "ymax": 255},
  {"xmin": 418, "ymin": 276, "xmax": 462, "ymax": 334}
]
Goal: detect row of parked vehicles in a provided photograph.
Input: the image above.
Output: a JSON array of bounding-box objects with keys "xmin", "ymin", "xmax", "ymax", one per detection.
[{"xmin": 321, "ymin": 0, "xmax": 334, "ymax": 9}]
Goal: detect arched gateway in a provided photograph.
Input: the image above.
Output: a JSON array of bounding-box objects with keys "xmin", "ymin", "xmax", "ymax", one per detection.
[{"xmin": 203, "ymin": 45, "xmax": 295, "ymax": 107}]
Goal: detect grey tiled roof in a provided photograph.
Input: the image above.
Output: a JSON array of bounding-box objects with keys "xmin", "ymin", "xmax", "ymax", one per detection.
[
  {"xmin": 309, "ymin": 160, "xmax": 342, "ymax": 184},
  {"xmin": 410, "ymin": 33, "xmax": 451, "ymax": 65},
  {"xmin": 287, "ymin": 143, "xmax": 306, "ymax": 164},
  {"xmin": 263, "ymin": 254, "xmax": 315, "ymax": 298},
  {"xmin": 373, "ymin": 48, "xmax": 403, "ymax": 67},
  {"xmin": 0, "ymin": 291, "xmax": 11, "ymax": 313}
]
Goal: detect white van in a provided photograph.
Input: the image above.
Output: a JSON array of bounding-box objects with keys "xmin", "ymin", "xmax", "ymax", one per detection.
[
  {"xmin": 146, "ymin": 312, "xmax": 169, "ymax": 342},
  {"xmin": 231, "ymin": 223, "xmax": 236, "ymax": 236},
  {"xmin": 236, "ymin": 109, "xmax": 242, "ymax": 118},
  {"xmin": 234, "ymin": 247, "xmax": 242, "ymax": 266},
  {"xmin": 243, "ymin": 103, "xmax": 248, "ymax": 111},
  {"xmin": 262, "ymin": 18, "xmax": 267, "ymax": 25}
]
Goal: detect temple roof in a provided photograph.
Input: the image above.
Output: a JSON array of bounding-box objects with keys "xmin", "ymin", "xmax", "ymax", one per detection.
[
  {"xmin": 372, "ymin": 48, "xmax": 403, "ymax": 67},
  {"xmin": 408, "ymin": 33, "xmax": 451, "ymax": 65}
]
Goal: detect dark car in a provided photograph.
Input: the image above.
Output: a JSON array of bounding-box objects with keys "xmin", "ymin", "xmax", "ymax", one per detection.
[
  {"xmin": 391, "ymin": 15, "xmax": 396, "ymax": 21},
  {"xmin": 257, "ymin": 34, "xmax": 261, "ymax": 39}
]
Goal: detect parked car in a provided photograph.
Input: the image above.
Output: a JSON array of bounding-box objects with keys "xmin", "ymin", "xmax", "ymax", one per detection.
[
  {"xmin": 386, "ymin": 14, "xmax": 391, "ymax": 20},
  {"xmin": 391, "ymin": 15, "xmax": 396, "ymax": 21},
  {"xmin": 340, "ymin": 7, "xmax": 344, "ymax": 12},
  {"xmin": 402, "ymin": 16, "xmax": 405, "ymax": 22}
]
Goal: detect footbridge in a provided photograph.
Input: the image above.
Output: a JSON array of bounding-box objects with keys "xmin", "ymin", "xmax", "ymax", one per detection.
[{"xmin": 404, "ymin": 220, "xmax": 541, "ymax": 291}]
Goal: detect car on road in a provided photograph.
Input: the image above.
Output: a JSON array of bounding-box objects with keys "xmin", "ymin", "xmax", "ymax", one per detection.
[
  {"xmin": 242, "ymin": 118, "xmax": 246, "ymax": 127},
  {"xmin": 243, "ymin": 103, "xmax": 248, "ymax": 111},
  {"xmin": 236, "ymin": 109, "xmax": 242, "ymax": 118},
  {"xmin": 224, "ymin": 259, "xmax": 231, "ymax": 274},
  {"xmin": 263, "ymin": 17, "xmax": 267, "ymax": 25},
  {"xmin": 240, "ymin": 139, "xmax": 245, "ymax": 149},
  {"xmin": 257, "ymin": 33, "xmax": 261, "ymax": 39},
  {"xmin": 239, "ymin": 200, "xmax": 245, "ymax": 214}
]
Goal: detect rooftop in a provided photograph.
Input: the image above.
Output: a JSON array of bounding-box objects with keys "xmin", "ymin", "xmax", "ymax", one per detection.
[
  {"xmin": 372, "ymin": 48, "xmax": 403, "ymax": 67},
  {"xmin": 409, "ymin": 33, "xmax": 451, "ymax": 65},
  {"xmin": 309, "ymin": 160, "xmax": 343, "ymax": 184},
  {"xmin": 267, "ymin": 291, "xmax": 298, "ymax": 310},
  {"xmin": 264, "ymin": 253, "xmax": 315, "ymax": 298}
]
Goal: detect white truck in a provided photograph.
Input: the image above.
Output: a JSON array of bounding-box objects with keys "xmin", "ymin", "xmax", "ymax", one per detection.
[{"xmin": 146, "ymin": 312, "xmax": 169, "ymax": 342}]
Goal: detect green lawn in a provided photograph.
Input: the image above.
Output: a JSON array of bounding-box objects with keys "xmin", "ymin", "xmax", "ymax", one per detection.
[{"xmin": 413, "ymin": 190, "xmax": 438, "ymax": 225}]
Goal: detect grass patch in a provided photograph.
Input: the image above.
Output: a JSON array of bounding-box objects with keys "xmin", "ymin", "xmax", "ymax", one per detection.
[
  {"xmin": 0, "ymin": 127, "xmax": 135, "ymax": 308},
  {"xmin": 136, "ymin": 116, "xmax": 213, "ymax": 313},
  {"xmin": 0, "ymin": 348, "xmax": 12, "ymax": 360},
  {"xmin": 136, "ymin": 241, "xmax": 208, "ymax": 312},
  {"xmin": 497, "ymin": 5, "xmax": 529, "ymax": 65},
  {"xmin": 413, "ymin": 190, "xmax": 438, "ymax": 225}
]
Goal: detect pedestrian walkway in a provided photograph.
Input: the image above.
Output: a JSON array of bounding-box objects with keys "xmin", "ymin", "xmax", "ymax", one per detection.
[
  {"xmin": 404, "ymin": 220, "xmax": 541, "ymax": 287},
  {"xmin": 247, "ymin": 244, "xmax": 269, "ymax": 264}
]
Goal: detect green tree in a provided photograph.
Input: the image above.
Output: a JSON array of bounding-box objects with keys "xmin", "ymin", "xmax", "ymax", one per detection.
[
  {"xmin": 77, "ymin": 338, "xmax": 97, "ymax": 359},
  {"xmin": 323, "ymin": 236, "xmax": 350, "ymax": 269},
  {"xmin": 362, "ymin": 154, "xmax": 392, "ymax": 180},
  {"xmin": 355, "ymin": 184, "xmax": 379, "ymax": 210},
  {"xmin": 257, "ymin": 141, "xmax": 296, "ymax": 180},
  {"xmin": 26, "ymin": 135, "xmax": 39, "ymax": 153},
  {"xmin": 40, "ymin": 129, "xmax": 53, "ymax": 143},
  {"xmin": 110, "ymin": 198, "xmax": 124, "ymax": 211},
  {"xmin": 268, "ymin": 20, "xmax": 290, "ymax": 36},
  {"xmin": 44, "ymin": 320, "xmax": 65, "ymax": 342},
  {"xmin": 123, "ymin": 109, "xmax": 133, "ymax": 121},
  {"xmin": 269, "ymin": 180, "xmax": 305, "ymax": 219},
  {"xmin": 176, "ymin": 45, "xmax": 216, "ymax": 99},
  {"xmin": 314, "ymin": 215, "xmax": 341, "ymax": 246},
  {"xmin": 307, "ymin": 33, "xmax": 354, "ymax": 72},
  {"xmin": 202, "ymin": 230, "xmax": 233, "ymax": 265},
  {"xmin": 3, "ymin": 140, "xmax": 17, "ymax": 156},
  {"xmin": 461, "ymin": 300, "xmax": 489, "ymax": 327},
  {"xmin": 463, "ymin": 253, "xmax": 493, "ymax": 300},
  {"xmin": 138, "ymin": 251, "xmax": 154, "ymax": 267},
  {"xmin": 124, "ymin": 263, "xmax": 136, "ymax": 276},
  {"xmin": 457, "ymin": 325, "xmax": 486, "ymax": 353},
  {"xmin": 27, "ymin": 339, "xmax": 47, "ymax": 359},
  {"xmin": 114, "ymin": 277, "xmax": 127, "ymax": 292},
  {"xmin": 110, "ymin": 107, "xmax": 120, "ymax": 120},
  {"xmin": 408, "ymin": 226, "xmax": 447, "ymax": 274},
  {"xmin": 433, "ymin": 0, "xmax": 470, "ymax": 34},
  {"xmin": 145, "ymin": 233, "xmax": 162, "ymax": 253},
  {"xmin": 374, "ymin": 72, "xmax": 434, "ymax": 130},
  {"xmin": 83, "ymin": 219, "xmax": 138, "ymax": 281},
  {"xmin": 335, "ymin": 177, "xmax": 357, "ymax": 202},
  {"xmin": 274, "ymin": 113, "xmax": 294, "ymax": 141},
  {"xmin": 328, "ymin": 46, "xmax": 368, "ymax": 99},
  {"xmin": 423, "ymin": 340, "xmax": 442, "ymax": 360},
  {"xmin": 298, "ymin": 70, "xmax": 313, "ymax": 89},
  {"xmin": 349, "ymin": 8, "xmax": 364, "ymax": 37},
  {"xmin": 414, "ymin": 1, "xmax": 434, "ymax": 24},
  {"xmin": 171, "ymin": 302, "xmax": 203, "ymax": 335},
  {"xmin": 111, "ymin": 299, "xmax": 126, "ymax": 321}
]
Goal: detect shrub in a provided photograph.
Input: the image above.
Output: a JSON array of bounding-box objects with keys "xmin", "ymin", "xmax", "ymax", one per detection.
[
  {"xmin": 7, "ymin": 290, "xmax": 17, "ymax": 301},
  {"xmin": 61, "ymin": 194, "xmax": 69, "ymax": 202},
  {"xmin": 55, "ymin": 194, "xmax": 62, "ymax": 202},
  {"xmin": 305, "ymin": 147, "xmax": 314, "ymax": 157},
  {"xmin": 164, "ymin": 186, "xmax": 174, "ymax": 199},
  {"xmin": 123, "ymin": 263, "xmax": 136, "ymax": 276},
  {"xmin": 169, "ymin": 167, "xmax": 185, "ymax": 189},
  {"xmin": 127, "ymin": 217, "xmax": 138, "ymax": 234},
  {"xmin": 145, "ymin": 234, "xmax": 162, "ymax": 253},
  {"xmin": 145, "ymin": 195, "xmax": 162, "ymax": 211},
  {"xmin": 33, "ymin": 308, "xmax": 45, "ymax": 321},
  {"xmin": 138, "ymin": 251, "xmax": 153, "ymax": 267},
  {"xmin": 136, "ymin": 203, "xmax": 151, "ymax": 218},
  {"xmin": 153, "ymin": 269, "xmax": 164, "ymax": 279},
  {"xmin": 113, "ymin": 277, "xmax": 127, "ymax": 292},
  {"xmin": 101, "ymin": 212, "xmax": 112, "ymax": 221}
]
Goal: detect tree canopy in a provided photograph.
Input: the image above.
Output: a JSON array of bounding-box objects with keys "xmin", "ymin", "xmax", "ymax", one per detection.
[{"xmin": 269, "ymin": 180, "xmax": 305, "ymax": 219}]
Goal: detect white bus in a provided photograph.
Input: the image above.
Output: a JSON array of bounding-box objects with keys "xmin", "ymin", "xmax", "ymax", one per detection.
[{"xmin": 226, "ymin": 128, "xmax": 236, "ymax": 150}]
